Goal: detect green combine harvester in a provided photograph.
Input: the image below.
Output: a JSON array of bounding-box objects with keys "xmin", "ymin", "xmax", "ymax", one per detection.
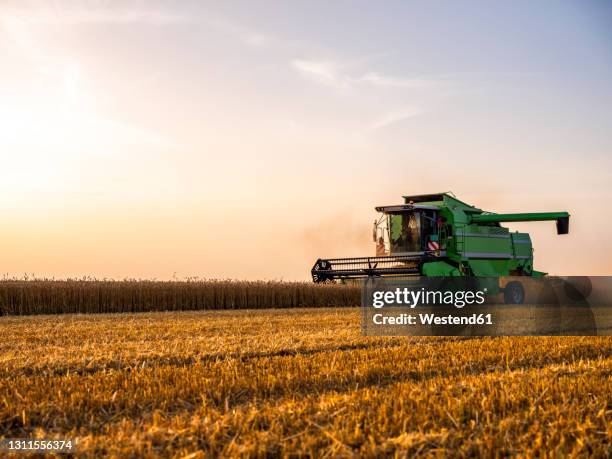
[{"xmin": 311, "ymin": 192, "xmax": 570, "ymax": 303}]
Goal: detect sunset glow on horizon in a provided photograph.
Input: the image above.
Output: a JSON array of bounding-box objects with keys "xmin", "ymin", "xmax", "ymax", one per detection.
[{"xmin": 1, "ymin": 1, "xmax": 611, "ymax": 280}]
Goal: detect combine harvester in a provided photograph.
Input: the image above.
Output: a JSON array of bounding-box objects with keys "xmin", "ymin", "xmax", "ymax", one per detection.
[{"xmin": 311, "ymin": 192, "xmax": 570, "ymax": 304}]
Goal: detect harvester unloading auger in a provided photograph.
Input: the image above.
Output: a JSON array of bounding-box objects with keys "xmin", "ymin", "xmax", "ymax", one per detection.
[{"xmin": 311, "ymin": 193, "xmax": 569, "ymax": 302}]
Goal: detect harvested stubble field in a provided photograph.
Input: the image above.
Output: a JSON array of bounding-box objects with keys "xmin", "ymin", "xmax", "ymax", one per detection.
[{"xmin": 1, "ymin": 308, "xmax": 611, "ymax": 457}]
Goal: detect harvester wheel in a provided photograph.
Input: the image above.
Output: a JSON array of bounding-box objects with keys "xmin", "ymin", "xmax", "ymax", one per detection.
[{"xmin": 504, "ymin": 281, "xmax": 525, "ymax": 305}]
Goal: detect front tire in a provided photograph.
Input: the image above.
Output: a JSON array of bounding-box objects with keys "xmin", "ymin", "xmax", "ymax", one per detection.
[{"xmin": 504, "ymin": 281, "xmax": 525, "ymax": 304}]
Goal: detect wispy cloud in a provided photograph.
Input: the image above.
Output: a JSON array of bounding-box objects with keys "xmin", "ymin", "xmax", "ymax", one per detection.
[
  {"xmin": 291, "ymin": 57, "xmax": 444, "ymax": 131},
  {"xmin": 198, "ymin": 13, "xmax": 274, "ymax": 49},
  {"xmin": 291, "ymin": 60, "xmax": 346, "ymax": 88},
  {"xmin": 292, "ymin": 58, "xmax": 441, "ymax": 92},
  {"xmin": 1, "ymin": 4, "xmax": 277, "ymax": 51},
  {"xmin": 359, "ymin": 72, "xmax": 438, "ymax": 89},
  {"xmin": 244, "ymin": 33, "xmax": 269, "ymax": 48},
  {"xmin": 368, "ymin": 107, "xmax": 422, "ymax": 131},
  {"xmin": 0, "ymin": 4, "xmax": 189, "ymax": 26}
]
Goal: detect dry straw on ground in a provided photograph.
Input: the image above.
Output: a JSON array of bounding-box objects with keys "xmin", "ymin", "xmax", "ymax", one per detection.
[{"xmin": 1, "ymin": 308, "xmax": 610, "ymax": 457}]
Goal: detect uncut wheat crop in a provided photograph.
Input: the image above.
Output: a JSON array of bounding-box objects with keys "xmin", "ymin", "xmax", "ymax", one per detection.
[
  {"xmin": 1, "ymin": 308, "xmax": 610, "ymax": 457},
  {"xmin": 0, "ymin": 279, "xmax": 359, "ymax": 315}
]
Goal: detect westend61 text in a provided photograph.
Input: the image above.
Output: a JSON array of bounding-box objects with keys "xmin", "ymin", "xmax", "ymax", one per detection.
[{"xmin": 372, "ymin": 313, "xmax": 493, "ymax": 326}]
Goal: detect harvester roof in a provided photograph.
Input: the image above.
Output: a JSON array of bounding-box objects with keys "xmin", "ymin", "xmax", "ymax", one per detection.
[
  {"xmin": 401, "ymin": 192, "xmax": 482, "ymax": 212},
  {"xmin": 374, "ymin": 204, "xmax": 439, "ymax": 213},
  {"xmin": 401, "ymin": 192, "xmax": 450, "ymax": 203}
]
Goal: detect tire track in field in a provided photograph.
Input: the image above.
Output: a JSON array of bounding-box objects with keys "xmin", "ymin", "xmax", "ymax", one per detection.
[
  {"xmin": 3, "ymin": 339, "xmax": 425, "ymax": 377},
  {"xmin": 2, "ymin": 336, "xmax": 604, "ymax": 379}
]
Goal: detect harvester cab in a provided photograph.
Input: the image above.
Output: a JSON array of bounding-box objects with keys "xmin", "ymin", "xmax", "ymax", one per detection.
[
  {"xmin": 312, "ymin": 192, "xmax": 570, "ymax": 286},
  {"xmin": 373, "ymin": 203, "xmax": 440, "ymax": 257}
]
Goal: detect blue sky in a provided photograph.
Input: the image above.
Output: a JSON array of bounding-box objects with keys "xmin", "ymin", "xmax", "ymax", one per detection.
[{"xmin": 1, "ymin": 1, "xmax": 611, "ymax": 279}]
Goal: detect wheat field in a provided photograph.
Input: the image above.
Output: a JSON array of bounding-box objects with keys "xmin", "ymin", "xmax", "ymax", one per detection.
[
  {"xmin": 1, "ymin": 308, "xmax": 610, "ymax": 457},
  {"xmin": 0, "ymin": 279, "xmax": 359, "ymax": 315}
]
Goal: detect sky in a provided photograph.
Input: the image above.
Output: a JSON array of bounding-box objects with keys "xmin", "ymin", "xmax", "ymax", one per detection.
[{"xmin": 1, "ymin": 0, "xmax": 611, "ymax": 280}]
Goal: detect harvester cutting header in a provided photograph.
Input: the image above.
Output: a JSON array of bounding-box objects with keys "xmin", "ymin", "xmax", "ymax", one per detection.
[{"xmin": 312, "ymin": 192, "xmax": 569, "ymax": 283}]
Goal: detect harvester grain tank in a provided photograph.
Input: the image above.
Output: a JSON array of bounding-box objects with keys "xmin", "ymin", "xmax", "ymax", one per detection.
[{"xmin": 311, "ymin": 193, "xmax": 570, "ymax": 303}]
